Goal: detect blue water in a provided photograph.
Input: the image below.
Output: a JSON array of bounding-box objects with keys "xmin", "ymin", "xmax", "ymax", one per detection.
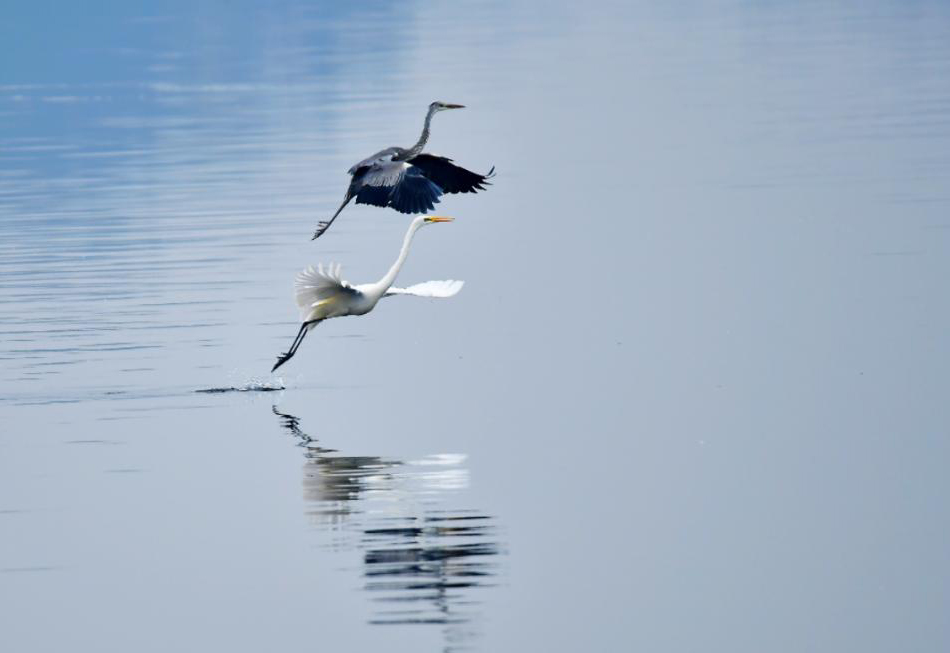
[{"xmin": 3, "ymin": 2, "xmax": 950, "ymax": 651}]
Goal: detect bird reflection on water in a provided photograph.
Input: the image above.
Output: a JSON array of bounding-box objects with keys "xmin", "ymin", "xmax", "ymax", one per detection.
[{"xmin": 272, "ymin": 407, "xmax": 502, "ymax": 639}]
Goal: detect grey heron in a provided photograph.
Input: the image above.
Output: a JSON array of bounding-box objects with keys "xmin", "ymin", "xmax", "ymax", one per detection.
[
  {"xmin": 272, "ymin": 216, "xmax": 463, "ymax": 372},
  {"xmin": 312, "ymin": 102, "xmax": 493, "ymax": 239}
]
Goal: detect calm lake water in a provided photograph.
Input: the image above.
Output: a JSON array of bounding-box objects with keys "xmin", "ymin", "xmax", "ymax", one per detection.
[{"xmin": 3, "ymin": 1, "xmax": 950, "ymax": 651}]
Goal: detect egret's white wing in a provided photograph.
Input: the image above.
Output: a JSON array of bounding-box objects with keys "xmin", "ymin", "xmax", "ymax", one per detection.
[
  {"xmin": 385, "ymin": 279, "xmax": 464, "ymax": 298},
  {"xmin": 295, "ymin": 263, "xmax": 359, "ymax": 320}
]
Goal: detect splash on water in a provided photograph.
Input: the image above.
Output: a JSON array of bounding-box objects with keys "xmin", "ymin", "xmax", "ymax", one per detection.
[{"xmin": 195, "ymin": 378, "xmax": 285, "ymax": 394}]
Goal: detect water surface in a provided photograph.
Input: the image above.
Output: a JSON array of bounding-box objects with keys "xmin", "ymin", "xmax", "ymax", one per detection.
[{"xmin": 3, "ymin": 1, "xmax": 950, "ymax": 651}]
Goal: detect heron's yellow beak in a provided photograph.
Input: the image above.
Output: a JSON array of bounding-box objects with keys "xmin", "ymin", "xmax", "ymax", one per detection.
[{"xmin": 424, "ymin": 216, "xmax": 455, "ymax": 223}]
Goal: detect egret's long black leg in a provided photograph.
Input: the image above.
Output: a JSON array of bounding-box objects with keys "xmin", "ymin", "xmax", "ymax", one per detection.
[
  {"xmin": 288, "ymin": 322, "xmax": 309, "ymax": 351},
  {"xmin": 313, "ymin": 191, "xmax": 354, "ymax": 240},
  {"xmin": 272, "ymin": 321, "xmax": 317, "ymax": 372},
  {"xmin": 288, "ymin": 321, "xmax": 320, "ymax": 357}
]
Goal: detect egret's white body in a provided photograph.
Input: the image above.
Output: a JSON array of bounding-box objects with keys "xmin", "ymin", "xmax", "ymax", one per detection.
[{"xmin": 272, "ymin": 215, "xmax": 462, "ymax": 372}]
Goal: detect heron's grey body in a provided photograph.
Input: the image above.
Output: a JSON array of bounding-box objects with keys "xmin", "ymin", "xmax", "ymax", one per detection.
[
  {"xmin": 348, "ymin": 147, "xmax": 402, "ymax": 174},
  {"xmin": 312, "ymin": 102, "xmax": 494, "ymax": 239}
]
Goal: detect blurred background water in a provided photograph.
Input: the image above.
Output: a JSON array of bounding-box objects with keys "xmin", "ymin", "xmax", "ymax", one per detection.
[{"xmin": 2, "ymin": 1, "xmax": 950, "ymax": 651}]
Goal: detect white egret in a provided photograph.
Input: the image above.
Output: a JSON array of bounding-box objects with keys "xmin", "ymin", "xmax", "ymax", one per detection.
[{"xmin": 272, "ymin": 216, "xmax": 463, "ymax": 372}]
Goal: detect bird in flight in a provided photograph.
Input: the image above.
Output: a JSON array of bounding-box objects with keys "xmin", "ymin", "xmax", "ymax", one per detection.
[
  {"xmin": 273, "ymin": 216, "xmax": 463, "ymax": 372},
  {"xmin": 312, "ymin": 102, "xmax": 494, "ymax": 239}
]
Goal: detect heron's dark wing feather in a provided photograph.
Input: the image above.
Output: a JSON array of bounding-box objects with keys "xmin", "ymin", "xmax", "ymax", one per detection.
[
  {"xmin": 353, "ymin": 161, "xmax": 442, "ymax": 214},
  {"xmin": 353, "ymin": 161, "xmax": 405, "ymax": 208},
  {"xmin": 407, "ymin": 154, "xmax": 494, "ymax": 195},
  {"xmin": 388, "ymin": 168, "xmax": 442, "ymax": 214},
  {"xmin": 353, "ymin": 184, "xmax": 390, "ymax": 208}
]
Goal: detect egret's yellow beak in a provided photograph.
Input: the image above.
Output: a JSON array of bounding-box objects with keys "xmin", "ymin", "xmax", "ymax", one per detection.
[{"xmin": 424, "ymin": 216, "xmax": 455, "ymax": 223}]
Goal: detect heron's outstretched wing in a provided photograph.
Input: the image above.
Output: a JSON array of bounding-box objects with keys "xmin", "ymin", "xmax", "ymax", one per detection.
[
  {"xmin": 353, "ymin": 161, "xmax": 443, "ymax": 214},
  {"xmin": 407, "ymin": 154, "xmax": 494, "ymax": 194},
  {"xmin": 295, "ymin": 263, "xmax": 359, "ymax": 320},
  {"xmin": 385, "ymin": 279, "xmax": 465, "ymax": 298}
]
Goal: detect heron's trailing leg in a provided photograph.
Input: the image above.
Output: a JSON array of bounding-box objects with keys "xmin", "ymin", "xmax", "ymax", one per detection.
[
  {"xmin": 312, "ymin": 192, "xmax": 354, "ymax": 240},
  {"xmin": 272, "ymin": 320, "xmax": 318, "ymax": 372}
]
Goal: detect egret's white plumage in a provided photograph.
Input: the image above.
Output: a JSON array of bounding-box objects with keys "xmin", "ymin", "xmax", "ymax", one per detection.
[
  {"xmin": 294, "ymin": 263, "xmax": 360, "ymax": 321},
  {"xmin": 385, "ymin": 279, "xmax": 464, "ymax": 298},
  {"xmin": 272, "ymin": 215, "xmax": 461, "ymax": 372}
]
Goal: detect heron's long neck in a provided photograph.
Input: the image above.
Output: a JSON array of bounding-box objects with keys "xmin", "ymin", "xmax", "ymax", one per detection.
[
  {"xmin": 406, "ymin": 106, "xmax": 437, "ymax": 158},
  {"xmin": 377, "ymin": 221, "xmax": 422, "ymax": 294}
]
